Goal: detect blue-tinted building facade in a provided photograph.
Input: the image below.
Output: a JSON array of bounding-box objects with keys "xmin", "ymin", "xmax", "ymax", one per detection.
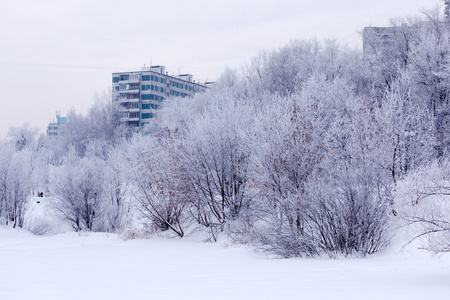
[{"xmin": 112, "ymin": 66, "xmax": 208, "ymax": 128}]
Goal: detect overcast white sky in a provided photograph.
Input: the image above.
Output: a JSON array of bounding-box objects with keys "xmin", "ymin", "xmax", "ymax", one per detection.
[{"xmin": 0, "ymin": 0, "xmax": 443, "ymax": 139}]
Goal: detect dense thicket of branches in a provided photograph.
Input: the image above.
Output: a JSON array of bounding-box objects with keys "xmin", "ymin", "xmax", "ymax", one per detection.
[{"xmin": 2, "ymin": 9, "xmax": 450, "ymax": 257}]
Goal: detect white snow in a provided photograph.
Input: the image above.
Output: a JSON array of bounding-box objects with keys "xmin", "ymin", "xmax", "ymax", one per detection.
[{"xmin": 0, "ymin": 225, "xmax": 449, "ymax": 300}]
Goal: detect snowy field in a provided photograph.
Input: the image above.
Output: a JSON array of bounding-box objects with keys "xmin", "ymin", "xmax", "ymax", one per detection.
[{"xmin": 1, "ymin": 225, "xmax": 449, "ymax": 300}]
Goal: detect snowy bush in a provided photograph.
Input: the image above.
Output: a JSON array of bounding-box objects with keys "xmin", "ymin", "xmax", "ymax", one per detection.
[
  {"xmin": 126, "ymin": 136, "xmax": 191, "ymax": 238},
  {"xmin": 51, "ymin": 153, "xmax": 109, "ymax": 231},
  {"xmin": 397, "ymin": 159, "xmax": 450, "ymax": 253}
]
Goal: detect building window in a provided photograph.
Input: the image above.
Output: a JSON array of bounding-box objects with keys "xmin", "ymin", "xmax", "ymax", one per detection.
[
  {"xmin": 142, "ymin": 103, "xmax": 151, "ymax": 109},
  {"xmin": 155, "ymin": 95, "xmax": 164, "ymax": 102},
  {"xmin": 142, "ymin": 75, "xmax": 150, "ymax": 81},
  {"xmin": 142, "ymin": 85, "xmax": 150, "ymax": 90},
  {"xmin": 142, "ymin": 94, "xmax": 151, "ymax": 100},
  {"xmin": 142, "ymin": 113, "xmax": 154, "ymax": 119},
  {"xmin": 113, "ymin": 77, "xmax": 120, "ymax": 83},
  {"xmin": 121, "ymin": 93, "xmax": 139, "ymax": 99}
]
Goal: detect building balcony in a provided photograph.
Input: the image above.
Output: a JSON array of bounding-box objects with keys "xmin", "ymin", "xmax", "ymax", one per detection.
[
  {"xmin": 119, "ymin": 88, "xmax": 139, "ymax": 94},
  {"xmin": 119, "ymin": 78, "xmax": 139, "ymax": 84},
  {"xmin": 119, "ymin": 74, "xmax": 140, "ymax": 84},
  {"xmin": 119, "ymin": 98, "xmax": 140, "ymax": 103},
  {"xmin": 120, "ymin": 116, "xmax": 140, "ymax": 122},
  {"xmin": 126, "ymin": 107, "xmax": 140, "ymax": 113}
]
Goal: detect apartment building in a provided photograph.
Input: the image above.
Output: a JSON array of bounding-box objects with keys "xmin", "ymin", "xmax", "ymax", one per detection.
[
  {"xmin": 47, "ymin": 112, "xmax": 67, "ymax": 138},
  {"xmin": 112, "ymin": 65, "xmax": 209, "ymax": 127},
  {"xmin": 362, "ymin": 26, "xmax": 410, "ymax": 58}
]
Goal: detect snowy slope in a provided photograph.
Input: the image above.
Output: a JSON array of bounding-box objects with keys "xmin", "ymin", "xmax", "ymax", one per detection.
[{"xmin": 0, "ymin": 226, "xmax": 449, "ymax": 300}]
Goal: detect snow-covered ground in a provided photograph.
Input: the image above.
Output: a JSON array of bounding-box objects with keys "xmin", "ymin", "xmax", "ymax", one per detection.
[{"xmin": 0, "ymin": 224, "xmax": 449, "ymax": 300}]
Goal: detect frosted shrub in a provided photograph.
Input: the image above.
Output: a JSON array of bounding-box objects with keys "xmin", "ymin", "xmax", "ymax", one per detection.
[
  {"xmin": 398, "ymin": 159, "xmax": 450, "ymax": 253},
  {"xmin": 51, "ymin": 153, "xmax": 108, "ymax": 231}
]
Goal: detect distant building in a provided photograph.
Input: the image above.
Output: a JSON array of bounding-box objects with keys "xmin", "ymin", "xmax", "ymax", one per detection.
[
  {"xmin": 112, "ymin": 66, "xmax": 210, "ymax": 128},
  {"xmin": 47, "ymin": 112, "xmax": 66, "ymax": 138},
  {"xmin": 362, "ymin": 26, "xmax": 410, "ymax": 59},
  {"xmin": 364, "ymin": 2, "xmax": 449, "ymax": 57}
]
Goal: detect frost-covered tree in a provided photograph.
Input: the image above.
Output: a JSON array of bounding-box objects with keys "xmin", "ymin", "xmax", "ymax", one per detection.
[
  {"xmin": 187, "ymin": 107, "xmax": 253, "ymax": 239},
  {"xmin": 51, "ymin": 152, "xmax": 108, "ymax": 231},
  {"xmin": 102, "ymin": 146, "xmax": 132, "ymax": 232},
  {"xmin": 0, "ymin": 142, "xmax": 33, "ymax": 228},
  {"xmin": 406, "ymin": 9, "xmax": 450, "ymax": 157},
  {"xmin": 0, "ymin": 143, "xmax": 13, "ymax": 225},
  {"xmin": 8, "ymin": 150, "xmax": 33, "ymax": 228},
  {"xmin": 126, "ymin": 135, "xmax": 189, "ymax": 237},
  {"xmin": 156, "ymin": 91, "xmax": 255, "ymax": 240},
  {"xmin": 315, "ymin": 99, "xmax": 393, "ymax": 257},
  {"xmin": 376, "ymin": 71, "xmax": 437, "ymax": 180},
  {"xmin": 7, "ymin": 123, "xmax": 39, "ymax": 151},
  {"xmin": 249, "ymin": 92, "xmax": 327, "ymax": 257}
]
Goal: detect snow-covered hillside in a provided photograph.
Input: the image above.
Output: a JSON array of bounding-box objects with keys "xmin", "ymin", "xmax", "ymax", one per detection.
[{"xmin": 0, "ymin": 225, "xmax": 449, "ymax": 300}]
